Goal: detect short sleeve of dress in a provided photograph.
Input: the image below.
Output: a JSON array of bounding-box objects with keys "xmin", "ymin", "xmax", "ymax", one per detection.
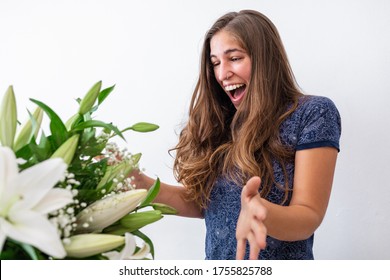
[{"xmin": 296, "ymin": 96, "xmax": 341, "ymax": 151}]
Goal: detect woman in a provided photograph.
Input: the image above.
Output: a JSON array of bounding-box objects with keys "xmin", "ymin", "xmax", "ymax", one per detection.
[{"xmin": 133, "ymin": 10, "xmax": 341, "ymax": 260}]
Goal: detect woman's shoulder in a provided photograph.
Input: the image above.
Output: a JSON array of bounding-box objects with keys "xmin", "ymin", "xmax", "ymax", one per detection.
[
  {"xmin": 293, "ymin": 94, "xmax": 340, "ymax": 122},
  {"xmin": 293, "ymin": 94, "xmax": 341, "ymax": 150},
  {"xmin": 280, "ymin": 94, "xmax": 341, "ymax": 150},
  {"xmin": 298, "ymin": 94, "xmax": 338, "ymax": 112}
]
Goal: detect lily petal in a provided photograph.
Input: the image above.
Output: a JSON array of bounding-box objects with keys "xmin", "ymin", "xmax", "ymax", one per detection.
[
  {"xmin": 0, "ymin": 219, "xmax": 7, "ymax": 252},
  {"xmin": 0, "ymin": 147, "xmax": 18, "ymax": 201},
  {"xmin": 101, "ymin": 250, "xmax": 121, "ymax": 260},
  {"xmin": 33, "ymin": 188, "xmax": 73, "ymax": 214},
  {"xmin": 16, "ymin": 158, "xmax": 67, "ymax": 209},
  {"xmin": 119, "ymin": 232, "xmax": 137, "ymax": 259},
  {"xmin": 102, "ymin": 232, "xmax": 136, "ymax": 260},
  {"xmin": 101, "ymin": 232, "xmax": 150, "ymax": 260},
  {"xmin": 131, "ymin": 242, "xmax": 150, "ymax": 260},
  {"xmin": 5, "ymin": 210, "xmax": 66, "ymax": 258}
]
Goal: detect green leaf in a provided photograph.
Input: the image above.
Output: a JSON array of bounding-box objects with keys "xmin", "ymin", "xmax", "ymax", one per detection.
[
  {"xmin": 78, "ymin": 135, "xmax": 106, "ymax": 157},
  {"xmin": 36, "ymin": 132, "xmax": 53, "ymax": 158},
  {"xmin": 98, "ymin": 84, "xmax": 115, "ymax": 105},
  {"xmin": 16, "ymin": 133, "xmax": 52, "ymax": 168},
  {"xmin": 122, "ymin": 122, "xmax": 159, "ymax": 133},
  {"xmin": 139, "ymin": 178, "xmax": 160, "ymax": 207},
  {"xmin": 65, "ymin": 113, "xmax": 83, "ymax": 131},
  {"xmin": 70, "ymin": 120, "xmax": 124, "ymax": 140},
  {"xmin": 132, "ymin": 230, "xmax": 155, "ymax": 259},
  {"xmin": 30, "ymin": 98, "xmax": 68, "ymax": 148},
  {"xmin": 0, "ymin": 240, "xmax": 43, "ymax": 260},
  {"xmin": 20, "ymin": 243, "xmax": 39, "ymax": 260}
]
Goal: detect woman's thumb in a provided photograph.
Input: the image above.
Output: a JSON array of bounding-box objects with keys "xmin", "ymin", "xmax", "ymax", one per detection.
[{"xmin": 243, "ymin": 176, "xmax": 261, "ymax": 198}]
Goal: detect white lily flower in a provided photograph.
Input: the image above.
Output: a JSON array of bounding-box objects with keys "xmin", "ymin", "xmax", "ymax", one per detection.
[
  {"xmin": 0, "ymin": 146, "xmax": 73, "ymax": 258},
  {"xmin": 102, "ymin": 232, "xmax": 150, "ymax": 260}
]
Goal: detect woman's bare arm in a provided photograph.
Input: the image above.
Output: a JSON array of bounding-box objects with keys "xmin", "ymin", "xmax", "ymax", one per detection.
[{"xmin": 131, "ymin": 171, "xmax": 203, "ymax": 218}]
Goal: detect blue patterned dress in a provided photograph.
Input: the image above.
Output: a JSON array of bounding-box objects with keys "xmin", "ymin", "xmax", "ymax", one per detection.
[{"xmin": 204, "ymin": 95, "xmax": 341, "ymax": 260}]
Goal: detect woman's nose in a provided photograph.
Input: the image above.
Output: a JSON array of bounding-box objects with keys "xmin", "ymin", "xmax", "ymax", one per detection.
[{"xmin": 216, "ymin": 62, "xmax": 231, "ymax": 82}]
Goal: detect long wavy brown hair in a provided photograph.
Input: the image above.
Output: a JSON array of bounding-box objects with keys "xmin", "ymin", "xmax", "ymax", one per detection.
[{"xmin": 172, "ymin": 10, "xmax": 303, "ymax": 209}]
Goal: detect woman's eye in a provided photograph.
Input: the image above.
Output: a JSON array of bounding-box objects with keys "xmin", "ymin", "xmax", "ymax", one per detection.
[
  {"xmin": 212, "ymin": 62, "xmax": 220, "ymax": 67},
  {"xmin": 231, "ymin": 57, "xmax": 241, "ymax": 62}
]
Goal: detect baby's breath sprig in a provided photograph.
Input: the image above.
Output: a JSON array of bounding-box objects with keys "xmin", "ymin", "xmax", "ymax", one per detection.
[
  {"xmin": 101, "ymin": 142, "xmax": 139, "ymax": 192},
  {"xmin": 50, "ymin": 172, "xmax": 83, "ymax": 241}
]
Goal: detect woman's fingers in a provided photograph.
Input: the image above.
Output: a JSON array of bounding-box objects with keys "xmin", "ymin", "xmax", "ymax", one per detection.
[
  {"xmin": 237, "ymin": 224, "xmax": 266, "ymax": 260},
  {"xmin": 251, "ymin": 217, "xmax": 267, "ymax": 249},
  {"xmin": 236, "ymin": 176, "xmax": 268, "ymax": 260},
  {"xmin": 236, "ymin": 239, "xmax": 247, "ymax": 260},
  {"xmin": 247, "ymin": 231, "xmax": 261, "ymax": 260}
]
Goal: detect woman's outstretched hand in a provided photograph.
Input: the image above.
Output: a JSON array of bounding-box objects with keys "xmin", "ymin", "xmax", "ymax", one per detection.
[{"xmin": 236, "ymin": 176, "xmax": 268, "ymax": 260}]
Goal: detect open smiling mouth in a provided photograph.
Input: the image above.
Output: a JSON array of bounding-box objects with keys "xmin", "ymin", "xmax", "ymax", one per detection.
[{"xmin": 224, "ymin": 84, "xmax": 246, "ymax": 101}]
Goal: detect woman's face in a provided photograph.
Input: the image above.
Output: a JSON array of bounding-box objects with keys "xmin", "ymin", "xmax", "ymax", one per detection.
[{"xmin": 210, "ymin": 30, "xmax": 252, "ymax": 109}]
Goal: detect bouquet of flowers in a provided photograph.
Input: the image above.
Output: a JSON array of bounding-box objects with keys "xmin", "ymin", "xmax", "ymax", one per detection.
[{"xmin": 0, "ymin": 81, "xmax": 176, "ymax": 260}]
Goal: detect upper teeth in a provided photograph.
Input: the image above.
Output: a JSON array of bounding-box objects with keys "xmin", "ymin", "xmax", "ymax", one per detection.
[{"xmin": 225, "ymin": 84, "xmax": 244, "ymax": 91}]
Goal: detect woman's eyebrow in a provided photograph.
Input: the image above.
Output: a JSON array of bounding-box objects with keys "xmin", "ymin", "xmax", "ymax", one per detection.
[{"xmin": 210, "ymin": 48, "xmax": 246, "ymax": 58}]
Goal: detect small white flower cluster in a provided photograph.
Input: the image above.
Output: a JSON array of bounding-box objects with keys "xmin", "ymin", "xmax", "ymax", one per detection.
[
  {"xmin": 49, "ymin": 172, "xmax": 85, "ymax": 241},
  {"xmin": 102, "ymin": 142, "xmax": 139, "ymax": 192},
  {"xmin": 96, "ymin": 131, "xmax": 110, "ymax": 144},
  {"xmin": 104, "ymin": 142, "xmax": 133, "ymax": 165},
  {"xmin": 111, "ymin": 176, "xmax": 136, "ymax": 193}
]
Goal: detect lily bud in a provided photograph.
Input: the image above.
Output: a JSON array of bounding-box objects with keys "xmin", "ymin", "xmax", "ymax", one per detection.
[
  {"xmin": 0, "ymin": 86, "xmax": 17, "ymax": 148},
  {"xmin": 50, "ymin": 134, "xmax": 80, "ymax": 165},
  {"xmin": 130, "ymin": 122, "xmax": 159, "ymax": 133},
  {"xmin": 150, "ymin": 203, "xmax": 178, "ymax": 215},
  {"xmin": 120, "ymin": 210, "xmax": 163, "ymax": 230},
  {"xmin": 131, "ymin": 153, "xmax": 142, "ymax": 165},
  {"xmin": 75, "ymin": 189, "xmax": 147, "ymax": 233},
  {"xmin": 78, "ymin": 81, "xmax": 102, "ymax": 115},
  {"xmin": 65, "ymin": 113, "xmax": 82, "ymax": 131},
  {"xmin": 105, "ymin": 210, "xmax": 163, "ymax": 235},
  {"xmin": 14, "ymin": 107, "xmax": 43, "ymax": 151},
  {"xmin": 96, "ymin": 161, "xmax": 135, "ymax": 192},
  {"xmin": 64, "ymin": 233, "xmax": 125, "ymax": 258}
]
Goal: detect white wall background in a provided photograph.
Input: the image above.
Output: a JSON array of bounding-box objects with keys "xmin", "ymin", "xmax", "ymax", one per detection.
[{"xmin": 1, "ymin": 0, "xmax": 389, "ymax": 260}]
